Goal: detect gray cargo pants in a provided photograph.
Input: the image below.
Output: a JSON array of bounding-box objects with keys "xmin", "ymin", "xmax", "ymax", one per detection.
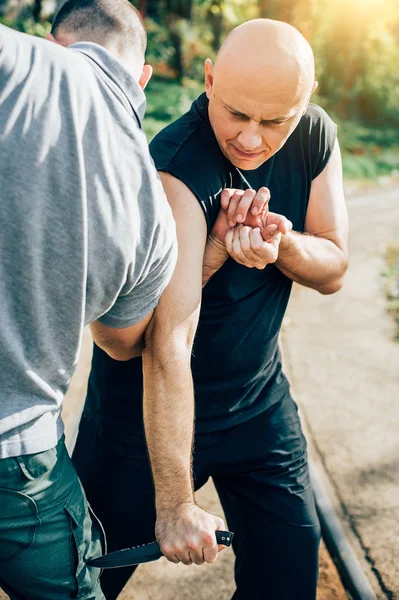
[{"xmin": 0, "ymin": 436, "xmax": 105, "ymax": 599}]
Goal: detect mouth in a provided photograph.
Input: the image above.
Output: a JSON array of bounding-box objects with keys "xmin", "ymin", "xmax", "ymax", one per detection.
[{"xmin": 229, "ymin": 145, "xmax": 265, "ymax": 160}]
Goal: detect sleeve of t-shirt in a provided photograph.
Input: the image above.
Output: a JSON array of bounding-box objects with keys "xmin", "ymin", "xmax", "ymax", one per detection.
[
  {"xmin": 0, "ymin": 25, "xmax": 18, "ymax": 74},
  {"xmin": 307, "ymin": 104, "xmax": 337, "ymax": 180},
  {"xmin": 150, "ymin": 118, "xmax": 229, "ymax": 234},
  {"xmin": 98, "ymin": 162, "xmax": 178, "ymax": 329}
]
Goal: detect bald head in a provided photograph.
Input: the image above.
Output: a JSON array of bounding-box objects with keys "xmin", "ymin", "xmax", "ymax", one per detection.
[
  {"xmin": 214, "ymin": 19, "xmax": 315, "ymax": 107},
  {"xmin": 205, "ymin": 19, "xmax": 317, "ymax": 170}
]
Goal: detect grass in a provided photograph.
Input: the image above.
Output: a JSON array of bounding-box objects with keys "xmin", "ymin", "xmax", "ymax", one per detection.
[
  {"xmin": 334, "ymin": 116, "xmax": 399, "ymax": 181},
  {"xmin": 144, "ymin": 78, "xmax": 399, "ymax": 181},
  {"xmin": 144, "ymin": 78, "xmax": 203, "ymax": 141},
  {"xmin": 382, "ymin": 241, "xmax": 399, "ymax": 341}
]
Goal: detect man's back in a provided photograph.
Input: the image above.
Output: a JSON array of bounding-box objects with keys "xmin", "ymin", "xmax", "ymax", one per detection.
[{"xmin": 0, "ymin": 25, "xmax": 176, "ymax": 458}]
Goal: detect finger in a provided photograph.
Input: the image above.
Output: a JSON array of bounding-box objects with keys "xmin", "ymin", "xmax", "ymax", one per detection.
[
  {"xmin": 187, "ymin": 551, "xmax": 202, "ymax": 566},
  {"xmin": 232, "ymin": 226, "xmax": 252, "ymax": 266},
  {"xmin": 249, "ymin": 229, "xmax": 280, "ymax": 266},
  {"xmin": 221, "ymin": 188, "xmax": 241, "ymax": 211},
  {"xmin": 164, "ymin": 553, "xmax": 180, "ymax": 564},
  {"xmin": 224, "ymin": 227, "xmax": 234, "ymax": 255},
  {"xmin": 266, "ymin": 212, "xmax": 293, "ymax": 234},
  {"xmin": 203, "ymin": 543, "xmax": 219, "ymax": 564},
  {"xmin": 234, "ymin": 189, "xmax": 258, "ymax": 223},
  {"xmin": 178, "ymin": 552, "xmax": 193, "ymax": 566},
  {"xmin": 186, "ymin": 539, "xmax": 207, "ymax": 566},
  {"xmin": 238, "ymin": 226, "xmax": 263, "ymax": 267},
  {"xmin": 250, "ymin": 186, "xmax": 270, "ymax": 217},
  {"xmin": 226, "ymin": 227, "xmax": 252, "ymax": 267},
  {"xmin": 260, "ymin": 223, "xmax": 278, "ymax": 243},
  {"xmin": 226, "ymin": 190, "xmax": 247, "ymax": 226}
]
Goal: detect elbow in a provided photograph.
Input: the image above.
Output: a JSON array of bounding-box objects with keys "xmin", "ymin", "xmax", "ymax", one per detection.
[
  {"xmin": 143, "ymin": 317, "xmax": 196, "ymax": 362},
  {"xmin": 101, "ymin": 339, "xmax": 145, "ymax": 362},
  {"xmin": 317, "ymin": 260, "xmax": 348, "ymax": 295},
  {"xmin": 318, "ymin": 278, "xmax": 344, "ymax": 295}
]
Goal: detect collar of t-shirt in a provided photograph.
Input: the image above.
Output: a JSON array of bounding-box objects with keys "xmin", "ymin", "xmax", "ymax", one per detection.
[{"xmin": 68, "ymin": 42, "xmax": 146, "ymax": 128}]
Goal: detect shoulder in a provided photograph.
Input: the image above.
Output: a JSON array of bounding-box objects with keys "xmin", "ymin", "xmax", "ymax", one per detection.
[
  {"xmin": 150, "ymin": 94, "xmax": 232, "ymax": 232},
  {"xmin": 295, "ymin": 103, "xmax": 337, "ymax": 179},
  {"xmin": 301, "ymin": 103, "xmax": 337, "ymax": 140}
]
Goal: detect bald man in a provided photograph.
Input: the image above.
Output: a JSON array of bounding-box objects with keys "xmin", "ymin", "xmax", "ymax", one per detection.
[{"xmin": 73, "ymin": 19, "xmax": 348, "ymax": 600}]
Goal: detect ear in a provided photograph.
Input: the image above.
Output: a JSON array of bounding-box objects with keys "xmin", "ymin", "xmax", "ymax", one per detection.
[
  {"xmin": 46, "ymin": 31, "xmax": 70, "ymax": 47},
  {"xmin": 302, "ymin": 80, "xmax": 319, "ymax": 114},
  {"xmin": 139, "ymin": 64, "xmax": 153, "ymax": 90},
  {"xmin": 46, "ymin": 32, "xmax": 58, "ymax": 44},
  {"xmin": 205, "ymin": 59, "xmax": 214, "ymax": 100}
]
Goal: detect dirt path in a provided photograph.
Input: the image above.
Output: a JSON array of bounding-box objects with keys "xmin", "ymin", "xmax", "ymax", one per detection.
[{"xmin": 283, "ymin": 184, "xmax": 399, "ymax": 598}]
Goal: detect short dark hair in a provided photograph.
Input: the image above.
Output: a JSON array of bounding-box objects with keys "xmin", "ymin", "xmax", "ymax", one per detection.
[{"xmin": 52, "ymin": 0, "xmax": 146, "ymax": 57}]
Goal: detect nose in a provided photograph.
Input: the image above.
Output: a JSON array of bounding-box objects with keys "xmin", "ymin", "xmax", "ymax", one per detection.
[{"xmin": 237, "ymin": 121, "xmax": 262, "ymax": 152}]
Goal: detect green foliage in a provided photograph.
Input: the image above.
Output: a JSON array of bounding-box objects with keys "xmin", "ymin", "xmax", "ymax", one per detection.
[
  {"xmin": 2, "ymin": 0, "xmax": 398, "ymax": 180},
  {"xmin": 144, "ymin": 78, "xmax": 203, "ymax": 140},
  {"xmin": 333, "ymin": 116, "xmax": 399, "ymax": 180},
  {"xmin": 0, "ymin": 15, "xmax": 50, "ymax": 37}
]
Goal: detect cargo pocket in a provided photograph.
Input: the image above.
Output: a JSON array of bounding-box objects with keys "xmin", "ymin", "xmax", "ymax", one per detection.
[
  {"xmin": 0, "ymin": 488, "xmax": 39, "ymax": 562},
  {"xmin": 64, "ymin": 481, "xmax": 104, "ymax": 599}
]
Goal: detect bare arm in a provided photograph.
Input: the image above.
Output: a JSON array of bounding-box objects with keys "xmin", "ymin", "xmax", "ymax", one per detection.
[
  {"xmin": 90, "ymin": 312, "xmax": 153, "ymax": 361},
  {"xmin": 142, "ymin": 172, "xmax": 225, "ymax": 566},
  {"xmin": 275, "ymin": 140, "xmax": 349, "ymax": 294},
  {"xmin": 202, "ymin": 234, "xmax": 229, "ymax": 287}
]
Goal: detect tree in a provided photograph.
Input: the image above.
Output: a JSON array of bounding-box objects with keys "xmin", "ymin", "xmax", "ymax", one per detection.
[{"xmin": 32, "ymin": 0, "xmax": 42, "ymax": 21}]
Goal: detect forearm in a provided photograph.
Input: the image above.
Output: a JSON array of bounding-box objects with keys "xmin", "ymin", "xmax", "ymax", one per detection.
[
  {"xmin": 202, "ymin": 234, "xmax": 229, "ymax": 287},
  {"xmin": 276, "ymin": 231, "xmax": 348, "ymax": 294},
  {"xmin": 142, "ymin": 331, "xmax": 195, "ymax": 510}
]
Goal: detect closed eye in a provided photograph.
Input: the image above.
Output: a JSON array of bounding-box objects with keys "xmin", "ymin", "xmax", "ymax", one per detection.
[{"xmin": 229, "ymin": 110, "xmax": 250, "ymax": 121}]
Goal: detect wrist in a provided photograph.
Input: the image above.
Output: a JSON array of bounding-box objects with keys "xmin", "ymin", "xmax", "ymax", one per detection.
[
  {"xmin": 156, "ymin": 494, "xmax": 195, "ymax": 512},
  {"xmin": 208, "ymin": 232, "xmax": 228, "ymax": 254},
  {"xmin": 275, "ymin": 230, "xmax": 297, "ymax": 264}
]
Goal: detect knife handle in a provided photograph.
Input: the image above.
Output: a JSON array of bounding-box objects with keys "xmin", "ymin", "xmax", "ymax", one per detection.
[{"xmin": 216, "ymin": 530, "xmax": 234, "ymax": 547}]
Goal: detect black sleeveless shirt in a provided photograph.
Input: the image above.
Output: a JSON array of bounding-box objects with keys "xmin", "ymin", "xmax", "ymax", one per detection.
[{"xmin": 87, "ymin": 94, "xmax": 336, "ymax": 433}]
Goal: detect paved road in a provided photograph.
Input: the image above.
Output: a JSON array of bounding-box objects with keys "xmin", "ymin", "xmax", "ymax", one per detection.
[{"xmin": 283, "ymin": 184, "xmax": 399, "ymax": 598}]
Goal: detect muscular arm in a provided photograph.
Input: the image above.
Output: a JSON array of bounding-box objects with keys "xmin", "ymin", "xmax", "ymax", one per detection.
[
  {"xmin": 202, "ymin": 234, "xmax": 229, "ymax": 287},
  {"xmin": 90, "ymin": 313, "xmax": 153, "ymax": 361},
  {"xmin": 142, "ymin": 173, "xmax": 224, "ymax": 564},
  {"xmin": 276, "ymin": 140, "xmax": 349, "ymax": 294}
]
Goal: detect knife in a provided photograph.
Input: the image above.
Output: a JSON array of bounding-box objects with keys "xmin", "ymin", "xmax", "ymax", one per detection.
[{"xmin": 87, "ymin": 530, "xmax": 234, "ymax": 569}]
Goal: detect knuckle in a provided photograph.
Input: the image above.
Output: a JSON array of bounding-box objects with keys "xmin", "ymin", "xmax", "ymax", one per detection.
[
  {"xmin": 205, "ymin": 553, "xmax": 218, "ymax": 564},
  {"xmin": 202, "ymin": 533, "xmax": 215, "ymax": 546}
]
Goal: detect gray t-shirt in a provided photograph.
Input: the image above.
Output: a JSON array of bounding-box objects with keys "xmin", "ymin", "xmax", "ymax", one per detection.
[{"xmin": 0, "ymin": 26, "xmax": 177, "ymax": 458}]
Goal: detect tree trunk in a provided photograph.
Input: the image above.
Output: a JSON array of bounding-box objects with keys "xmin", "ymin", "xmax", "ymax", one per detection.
[
  {"xmin": 138, "ymin": 0, "xmax": 147, "ymax": 18},
  {"xmin": 208, "ymin": 0, "xmax": 223, "ymax": 52},
  {"xmin": 32, "ymin": 0, "xmax": 42, "ymax": 22},
  {"xmin": 169, "ymin": 20, "xmax": 184, "ymax": 80}
]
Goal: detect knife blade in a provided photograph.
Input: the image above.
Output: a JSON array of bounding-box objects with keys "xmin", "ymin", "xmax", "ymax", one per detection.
[{"xmin": 87, "ymin": 530, "xmax": 234, "ymax": 569}]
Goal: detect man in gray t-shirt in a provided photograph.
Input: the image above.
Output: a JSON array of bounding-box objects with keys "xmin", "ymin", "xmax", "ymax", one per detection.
[{"xmin": 0, "ymin": 1, "xmax": 176, "ymax": 597}]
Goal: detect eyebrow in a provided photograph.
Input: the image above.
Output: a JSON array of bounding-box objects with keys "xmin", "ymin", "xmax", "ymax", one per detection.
[{"xmin": 223, "ymin": 102, "xmax": 294, "ymax": 122}]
